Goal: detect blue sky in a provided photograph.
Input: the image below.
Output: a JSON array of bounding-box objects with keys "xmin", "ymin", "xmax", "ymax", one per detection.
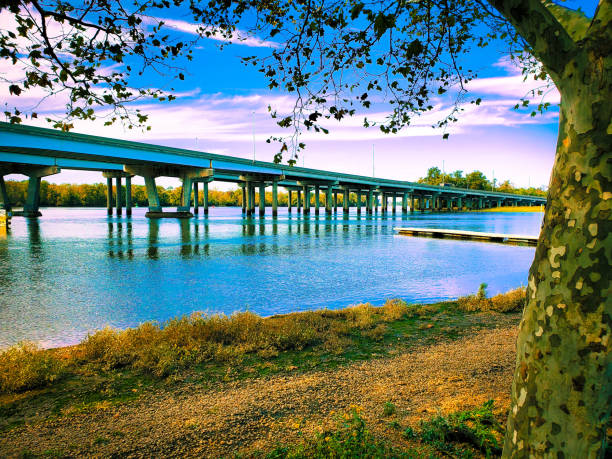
[{"xmin": 1, "ymin": 1, "xmax": 597, "ymax": 189}]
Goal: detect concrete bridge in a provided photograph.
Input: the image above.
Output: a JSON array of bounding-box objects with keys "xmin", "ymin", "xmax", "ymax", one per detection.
[{"xmin": 0, "ymin": 122, "xmax": 546, "ymax": 218}]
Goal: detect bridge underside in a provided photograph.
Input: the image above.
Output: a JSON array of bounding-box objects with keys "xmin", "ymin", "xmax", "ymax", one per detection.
[{"xmin": 0, "ymin": 122, "xmax": 545, "ymax": 219}]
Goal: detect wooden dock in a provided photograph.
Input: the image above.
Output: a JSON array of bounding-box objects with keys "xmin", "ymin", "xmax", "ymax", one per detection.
[{"xmin": 395, "ymin": 227, "xmax": 539, "ymax": 246}]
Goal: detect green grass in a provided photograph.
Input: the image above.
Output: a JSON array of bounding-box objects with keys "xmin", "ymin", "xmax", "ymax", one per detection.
[
  {"xmin": 0, "ymin": 290, "xmax": 525, "ymax": 433},
  {"xmin": 255, "ymin": 402, "xmax": 508, "ymax": 458}
]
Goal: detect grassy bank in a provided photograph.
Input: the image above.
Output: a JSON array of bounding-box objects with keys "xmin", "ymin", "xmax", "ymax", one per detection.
[
  {"xmin": 0, "ymin": 287, "xmax": 527, "ymax": 457},
  {"xmin": 474, "ymin": 205, "xmax": 544, "ymax": 213},
  {"xmin": 0, "ymin": 286, "xmax": 525, "ymax": 395}
]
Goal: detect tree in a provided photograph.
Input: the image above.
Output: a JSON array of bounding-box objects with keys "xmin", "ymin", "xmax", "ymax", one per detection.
[
  {"xmin": 2, "ymin": 0, "xmax": 610, "ymax": 456},
  {"xmin": 465, "ymin": 170, "xmax": 492, "ymax": 190},
  {"xmin": 419, "ymin": 166, "xmax": 443, "ymax": 185}
]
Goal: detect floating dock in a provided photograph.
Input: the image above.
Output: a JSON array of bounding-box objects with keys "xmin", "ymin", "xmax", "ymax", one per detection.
[{"xmin": 395, "ymin": 227, "xmax": 538, "ymax": 246}]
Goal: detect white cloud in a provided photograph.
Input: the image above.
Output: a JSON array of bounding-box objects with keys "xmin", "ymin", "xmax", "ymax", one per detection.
[{"xmin": 142, "ymin": 16, "xmax": 280, "ymax": 48}]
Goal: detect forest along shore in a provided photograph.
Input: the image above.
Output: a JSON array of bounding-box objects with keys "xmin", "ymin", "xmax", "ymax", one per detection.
[{"xmin": 2, "ymin": 288, "xmax": 601, "ymax": 458}]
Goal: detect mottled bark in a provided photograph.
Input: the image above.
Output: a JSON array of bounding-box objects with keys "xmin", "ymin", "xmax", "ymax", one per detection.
[{"xmin": 498, "ymin": 1, "xmax": 612, "ymax": 457}]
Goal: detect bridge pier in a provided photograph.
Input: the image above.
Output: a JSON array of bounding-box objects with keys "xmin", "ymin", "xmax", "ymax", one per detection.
[
  {"xmin": 241, "ymin": 184, "xmax": 246, "ymax": 214},
  {"xmin": 193, "ymin": 182, "xmax": 199, "ymax": 214},
  {"xmin": 314, "ymin": 185, "xmax": 320, "ymax": 215},
  {"xmin": 333, "ymin": 190, "xmax": 338, "ymax": 213},
  {"xmin": 297, "ymin": 189, "xmax": 302, "ymax": 213},
  {"xmin": 125, "ymin": 176, "xmax": 132, "ymax": 216},
  {"xmin": 343, "ymin": 187, "xmax": 350, "ymax": 215},
  {"xmin": 392, "ymin": 195, "xmax": 397, "ymax": 214},
  {"xmin": 203, "ymin": 180, "xmax": 209, "ymax": 215},
  {"xmin": 0, "ymin": 176, "xmax": 11, "ymax": 212},
  {"xmin": 259, "ymin": 183, "xmax": 266, "ymax": 216},
  {"xmin": 106, "ymin": 177, "xmax": 113, "ymax": 215},
  {"xmin": 303, "ymin": 185, "xmax": 310, "ymax": 215},
  {"xmin": 3, "ymin": 165, "xmax": 60, "ymax": 217},
  {"xmin": 272, "ymin": 181, "xmax": 278, "ymax": 217},
  {"xmin": 287, "ymin": 189, "xmax": 292, "ymax": 213},
  {"xmin": 325, "ymin": 187, "xmax": 332, "ymax": 215}
]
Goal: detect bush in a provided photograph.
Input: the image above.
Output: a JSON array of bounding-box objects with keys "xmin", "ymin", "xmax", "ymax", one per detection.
[{"xmin": 0, "ymin": 343, "xmax": 65, "ymax": 393}]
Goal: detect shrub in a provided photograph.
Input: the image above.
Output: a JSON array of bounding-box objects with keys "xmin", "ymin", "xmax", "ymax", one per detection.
[{"xmin": 0, "ymin": 342, "xmax": 65, "ymax": 393}]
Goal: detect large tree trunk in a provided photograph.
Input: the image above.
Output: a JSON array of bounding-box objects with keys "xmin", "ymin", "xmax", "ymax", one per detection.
[{"xmin": 502, "ymin": 44, "xmax": 611, "ymax": 457}]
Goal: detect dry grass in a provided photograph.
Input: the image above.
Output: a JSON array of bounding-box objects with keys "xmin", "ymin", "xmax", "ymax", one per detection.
[
  {"xmin": 0, "ymin": 299, "xmax": 414, "ymax": 392},
  {"xmin": 458, "ymin": 286, "xmax": 526, "ymax": 313},
  {"xmin": 0, "ymin": 289, "xmax": 524, "ymax": 395},
  {"xmin": 0, "ymin": 343, "xmax": 66, "ymax": 393}
]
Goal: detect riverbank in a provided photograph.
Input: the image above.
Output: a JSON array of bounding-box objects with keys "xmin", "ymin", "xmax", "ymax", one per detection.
[{"xmin": 0, "ymin": 289, "xmax": 534, "ymax": 457}]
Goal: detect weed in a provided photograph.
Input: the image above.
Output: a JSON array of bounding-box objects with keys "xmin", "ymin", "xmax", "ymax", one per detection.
[
  {"xmin": 383, "ymin": 401, "xmax": 396, "ymax": 417},
  {"xmin": 266, "ymin": 408, "xmax": 414, "ymax": 458},
  {"xmin": 419, "ymin": 400, "xmax": 504, "ymax": 457}
]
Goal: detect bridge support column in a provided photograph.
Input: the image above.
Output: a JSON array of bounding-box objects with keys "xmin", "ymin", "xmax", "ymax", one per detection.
[
  {"xmin": 250, "ymin": 183, "xmax": 256, "ymax": 215},
  {"xmin": 272, "ymin": 182, "xmax": 278, "ymax": 217},
  {"xmin": 314, "ymin": 185, "xmax": 320, "ymax": 215},
  {"xmin": 126, "ymin": 176, "xmax": 132, "ymax": 216},
  {"xmin": 203, "ymin": 181, "xmax": 209, "ymax": 215},
  {"xmin": 0, "ymin": 177, "xmax": 11, "ymax": 212},
  {"xmin": 23, "ymin": 177, "xmax": 42, "ymax": 217},
  {"xmin": 177, "ymin": 176, "xmax": 193, "ymax": 213},
  {"xmin": 392, "ymin": 195, "xmax": 397, "ymax": 214},
  {"xmin": 366, "ymin": 189, "xmax": 373, "ymax": 215},
  {"xmin": 457, "ymin": 197, "xmax": 462, "ymax": 211},
  {"xmin": 303, "ymin": 185, "xmax": 310, "ymax": 215},
  {"xmin": 143, "ymin": 176, "xmax": 162, "ymax": 215},
  {"xmin": 297, "ymin": 189, "xmax": 302, "ymax": 213},
  {"xmin": 193, "ymin": 182, "xmax": 199, "ymax": 214},
  {"xmin": 241, "ymin": 184, "xmax": 246, "ymax": 214},
  {"xmin": 287, "ymin": 189, "xmax": 292, "ymax": 213},
  {"xmin": 115, "ymin": 177, "xmax": 123, "ymax": 216},
  {"xmin": 382, "ymin": 194, "xmax": 388, "ymax": 214},
  {"xmin": 402, "ymin": 192, "xmax": 408, "ymax": 213},
  {"xmin": 8, "ymin": 165, "xmax": 60, "ymax": 217},
  {"xmin": 343, "ymin": 187, "xmax": 349, "ymax": 215},
  {"xmin": 259, "ymin": 184, "xmax": 266, "ymax": 217},
  {"xmin": 106, "ymin": 177, "xmax": 113, "ymax": 215},
  {"xmin": 325, "ymin": 187, "xmax": 332, "ymax": 215},
  {"xmin": 333, "ymin": 191, "xmax": 338, "ymax": 213}
]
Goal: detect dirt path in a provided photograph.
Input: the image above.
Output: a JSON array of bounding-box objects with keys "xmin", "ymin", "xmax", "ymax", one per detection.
[{"xmin": 0, "ymin": 326, "xmax": 518, "ymax": 458}]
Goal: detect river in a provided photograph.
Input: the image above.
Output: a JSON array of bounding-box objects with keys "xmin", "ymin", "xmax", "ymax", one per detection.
[{"xmin": 0, "ymin": 207, "xmax": 543, "ymax": 348}]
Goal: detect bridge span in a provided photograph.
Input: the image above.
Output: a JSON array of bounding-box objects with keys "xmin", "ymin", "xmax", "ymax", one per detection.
[{"xmin": 0, "ymin": 122, "xmax": 546, "ymax": 218}]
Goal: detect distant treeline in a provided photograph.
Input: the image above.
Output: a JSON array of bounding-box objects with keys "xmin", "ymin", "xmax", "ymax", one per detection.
[
  {"xmin": 417, "ymin": 167, "xmax": 547, "ymax": 197},
  {"xmin": 4, "ymin": 180, "xmax": 350, "ymax": 207}
]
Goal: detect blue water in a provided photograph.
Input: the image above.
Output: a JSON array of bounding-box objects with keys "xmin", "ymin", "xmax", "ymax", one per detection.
[{"xmin": 0, "ymin": 207, "xmax": 543, "ymax": 348}]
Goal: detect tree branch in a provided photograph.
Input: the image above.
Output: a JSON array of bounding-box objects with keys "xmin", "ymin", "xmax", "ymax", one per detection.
[
  {"xmin": 485, "ymin": 0, "xmax": 577, "ymax": 81},
  {"xmin": 542, "ymin": 1, "xmax": 590, "ymax": 42}
]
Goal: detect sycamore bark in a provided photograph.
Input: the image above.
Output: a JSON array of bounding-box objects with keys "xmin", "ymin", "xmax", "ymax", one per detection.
[{"xmin": 490, "ymin": 0, "xmax": 612, "ymax": 457}]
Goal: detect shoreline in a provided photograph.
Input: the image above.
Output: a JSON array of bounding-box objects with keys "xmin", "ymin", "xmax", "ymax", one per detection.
[{"xmin": 1, "ymin": 289, "xmax": 527, "ymax": 457}]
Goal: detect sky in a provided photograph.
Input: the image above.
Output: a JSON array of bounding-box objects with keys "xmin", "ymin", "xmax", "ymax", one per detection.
[{"xmin": 0, "ymin": 1, "xmax": 597, "ymax": 190}]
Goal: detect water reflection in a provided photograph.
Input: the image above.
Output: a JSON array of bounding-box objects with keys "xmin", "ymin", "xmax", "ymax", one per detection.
[
  {"xmin": 0, "ymin": 207, "xmax": 543, "ymax": 348},
  {"xmin": 107, "ymin": 221, "xmax": 133, "ymax": 259}
]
